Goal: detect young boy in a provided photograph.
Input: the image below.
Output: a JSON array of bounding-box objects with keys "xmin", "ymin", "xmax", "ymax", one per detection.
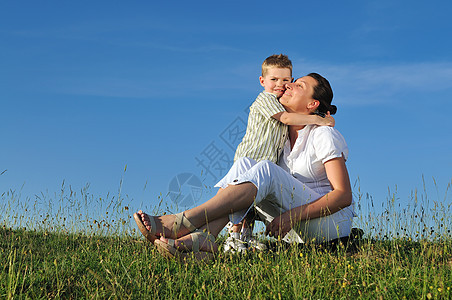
[{"xmin": 223, "ymin": 54, "xmax": 334, "ymax": 253}]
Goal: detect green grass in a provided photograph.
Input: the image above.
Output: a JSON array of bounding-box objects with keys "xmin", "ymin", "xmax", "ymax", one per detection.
[
  {"xmin": 1, "ymin": 227, "xmax": 451, "ymax": 299},
  {"xmin": 1, "ymin": 178, "xmax": 451, "ymax": 299}
]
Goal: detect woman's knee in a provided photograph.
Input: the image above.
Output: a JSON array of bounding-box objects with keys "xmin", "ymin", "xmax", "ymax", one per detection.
[
  {"xmin": 254, "ymin": 160, "xmax": 278, "ymax": 176},
  {"xmin": 221, "ymin": 157, "xmax": 258, "ymax": 185},
  {"xmin": 251, "ymin": 160, "xmax": 278, "ymax": 188}
]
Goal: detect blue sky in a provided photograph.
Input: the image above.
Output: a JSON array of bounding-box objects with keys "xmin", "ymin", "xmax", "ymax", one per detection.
[{"xmin": 1, "ymin": 1, "xmax": 451, "ymax": 220}]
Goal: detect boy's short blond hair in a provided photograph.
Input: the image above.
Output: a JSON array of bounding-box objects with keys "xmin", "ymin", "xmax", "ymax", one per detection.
[{"xmin": 262, "ymin": 54, "xmax": 293, "ymax": 77}]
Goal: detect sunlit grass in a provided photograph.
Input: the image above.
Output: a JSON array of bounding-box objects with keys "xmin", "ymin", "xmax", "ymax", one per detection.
[{"xmin": 1, "ymin": 176, "xmax": 451, "ymax": 298}]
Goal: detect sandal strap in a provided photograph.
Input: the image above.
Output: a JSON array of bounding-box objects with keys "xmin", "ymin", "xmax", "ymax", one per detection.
[
  {"xmin": 148, "ymin": 217, "xmax": 157, "ymax": 236},
  {"xmin": 191, "ymin": 231, "xmax": 216, "ymax": 253},
  {"xmin": 144, "ymin": 217, "xmax": 157, "ymax": 241},
  {"xmin": 173, "ymin": 212, "xmax": 198, "ymax": 236}
]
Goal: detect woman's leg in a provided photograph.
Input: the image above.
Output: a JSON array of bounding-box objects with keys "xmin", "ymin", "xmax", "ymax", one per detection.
[
  {"xmin": 183, "ymin": 182, "xmax": 257, "ymax": 228},
  {"xmin": 153, "ymin": 160, "xmax": 313, "ymax": 252},
  {"xmin": 139, "ymin": 159, "xmax": 320, "ymax": 242},
  {"xmin": 138, "ymin": 158, "xmax": 259, "ymax": 240},
  {"xmin": 139, "ymin": 159, "xmax": 300, "ymax": 241},
  {"xmin": 139, "ymin": 182, "xmax": 257, "ymax": 240},
  {"xmin": 159, "ymin": 215, "xmax": 230, "ymax": 253},
  {"xmin": 216, "ymin": 157, "xmax": 258, "ymax": 242}
]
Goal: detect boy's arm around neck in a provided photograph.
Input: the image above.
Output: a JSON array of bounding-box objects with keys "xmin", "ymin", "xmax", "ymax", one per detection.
[{"xmin": 272, "ymin": 111, "xmax": 335, "ymax": 127}]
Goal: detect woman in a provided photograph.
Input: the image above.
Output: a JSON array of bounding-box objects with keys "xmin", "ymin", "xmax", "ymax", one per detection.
[{"xmin": 134, "ymin": 73, "xmax": 355, "ymax": 260}]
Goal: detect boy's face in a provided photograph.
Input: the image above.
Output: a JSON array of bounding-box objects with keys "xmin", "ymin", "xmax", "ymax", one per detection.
[{"xmin": 259, "ymin": 67, "xmax": 292, "ymax": 98}]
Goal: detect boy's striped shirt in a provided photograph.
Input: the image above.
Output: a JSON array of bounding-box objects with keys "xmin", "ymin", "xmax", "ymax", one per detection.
[{"xmin": 234, "ymin": 91, "xmax": 288, "ymax": 163}]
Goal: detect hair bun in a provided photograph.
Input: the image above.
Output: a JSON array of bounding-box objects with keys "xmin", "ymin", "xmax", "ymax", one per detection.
[{"xmin": 329, "ymin": 105, "xmax": 337, "ymax": 115}]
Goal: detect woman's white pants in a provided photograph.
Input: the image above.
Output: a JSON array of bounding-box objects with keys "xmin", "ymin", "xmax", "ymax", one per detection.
[{"xmin": 215, "ymin": 157, "xmax": 355, "ymax": 243}]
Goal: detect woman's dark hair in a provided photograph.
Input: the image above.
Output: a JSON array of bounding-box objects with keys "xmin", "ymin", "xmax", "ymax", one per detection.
[{"xmin": 306, "ymin": 72, "xmax": 337, "ymax": 115}]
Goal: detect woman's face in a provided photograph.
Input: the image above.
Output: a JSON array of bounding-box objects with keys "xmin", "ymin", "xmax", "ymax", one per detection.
[{"xmin": 279, "ymin": 76, "xmax": 318, "ymax": 114}]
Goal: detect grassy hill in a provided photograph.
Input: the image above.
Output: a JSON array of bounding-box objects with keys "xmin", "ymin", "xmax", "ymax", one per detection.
[
  {"xmin": 1, "ymin": 181, "xmax": 451, "ymax": 298},
  {"xmin": 1, "ymin": 226, "xmax": 451, "ymax": 299}
]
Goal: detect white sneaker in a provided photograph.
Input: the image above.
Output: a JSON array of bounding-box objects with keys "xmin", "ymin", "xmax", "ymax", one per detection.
[
  {"xmin": 223, "ymin": 236, "xmax": 248, "ymax": 253},
  {"xmin": 242, "ymin": 235, "xmax": 267, "ymax": 251}
]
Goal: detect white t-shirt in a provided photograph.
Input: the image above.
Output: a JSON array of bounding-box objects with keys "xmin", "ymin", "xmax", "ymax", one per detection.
[{"xmin": 278, "ymin": 125, "xmax": 349, "ymax": 198}]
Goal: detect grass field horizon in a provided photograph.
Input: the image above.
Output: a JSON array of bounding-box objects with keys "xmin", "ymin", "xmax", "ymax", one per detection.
[{"xmin": 1, "ymin": 178, "xmax": 451, "ymax": 298}]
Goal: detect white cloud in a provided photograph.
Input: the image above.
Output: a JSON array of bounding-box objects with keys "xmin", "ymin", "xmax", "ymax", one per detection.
[
  {"xmin": 292, "ymin": 60, "xmax": 452, "ymax": 106},
  {"xmin": 26, "ymin": 58, "xmax": 452, "ymax": 104}
]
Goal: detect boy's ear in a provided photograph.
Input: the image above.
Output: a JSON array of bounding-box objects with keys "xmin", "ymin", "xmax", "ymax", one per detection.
[{"xmin": 259, "ymin": 76, "xmax": 265, "ymax": 87}]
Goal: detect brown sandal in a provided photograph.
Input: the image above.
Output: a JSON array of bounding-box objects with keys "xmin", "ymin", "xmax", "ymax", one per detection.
[
  {"xmin": 134, "ymin": 211, "xmax": 199, "ymax": 244},
  {"xmin": 155, "ymin": 231, "xmax": 217, "ymax": 262}
]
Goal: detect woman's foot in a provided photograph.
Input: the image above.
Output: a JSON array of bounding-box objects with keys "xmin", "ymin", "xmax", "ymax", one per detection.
[
  {"xmin": 158, "ymin": 231, "xmax": 218, "ymax": 253},
  {"xmin": 133, "ymin": 212, "xmax": 158, "ymax": 243},
  {"xmin": 135, "ymin": 210, "xmax": 198, "ymax": 242},
  {"xmin": 154, "ymin": 230, "xmax": 218, "ymax": 262}
]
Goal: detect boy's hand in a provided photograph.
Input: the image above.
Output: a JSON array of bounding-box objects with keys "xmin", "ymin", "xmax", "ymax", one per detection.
[{"xmin": 316, "ymin": 111, "xmax": 335, "ymax": 127}]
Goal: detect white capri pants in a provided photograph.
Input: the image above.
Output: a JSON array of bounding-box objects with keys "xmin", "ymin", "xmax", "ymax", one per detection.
[{"xmin": 215, "ymin": 157, "xmax": 355, "ymax": 243}]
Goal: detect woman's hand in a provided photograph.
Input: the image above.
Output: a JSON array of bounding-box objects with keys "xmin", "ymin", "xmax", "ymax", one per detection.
[{"xmin": 265, "ymin": 210, "xmax": 298, "ymax": 238}]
